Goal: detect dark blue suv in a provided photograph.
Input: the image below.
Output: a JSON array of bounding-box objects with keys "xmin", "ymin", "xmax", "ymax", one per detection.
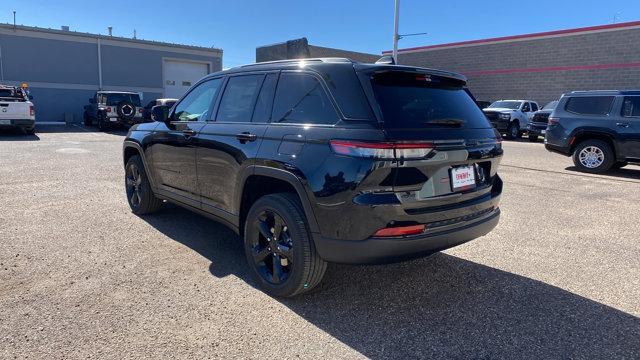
[
  {"xmin": 122, "ymin": 58, "xmax": 503, "ymax": 297},
  {"xmin": 545, "ymin": 90, "xmax": 640, "ymax": 173}
]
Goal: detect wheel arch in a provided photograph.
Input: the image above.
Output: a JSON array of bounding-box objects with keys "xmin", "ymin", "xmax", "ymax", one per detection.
[
  {"xmin": 237, "ymin": 166, "xmax": 320, "ymax": 237},
  {"xmin": 122, "ymin": 140, "xmax": 157, "ymax": 189},
  {"xmin": 569, "ymin": 129, "xmax": 621, "ymax": 160}
]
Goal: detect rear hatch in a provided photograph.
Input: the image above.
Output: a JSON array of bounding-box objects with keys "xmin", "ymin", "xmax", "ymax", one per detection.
[
  {"xmin": 0, "ymin": 88, "xmax": 32, "ymax": 121},
  {"xmin": 363, "ymin": 70, "xmax": 502, "ymax": 200}
]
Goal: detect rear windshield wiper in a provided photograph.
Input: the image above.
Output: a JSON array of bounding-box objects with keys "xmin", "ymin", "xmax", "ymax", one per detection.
[{"xmin": 421, "ymin": 118, "xmax": 465, "ymax": 127}]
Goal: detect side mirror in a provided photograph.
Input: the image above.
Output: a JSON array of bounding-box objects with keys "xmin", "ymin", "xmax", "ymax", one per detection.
[
  {"xmin": 89, "ymin": 98, "xmax": 96, "ymax": 104},
  {"xmin": 151, "ymin": 105, "xmax": 170, "ymax": 123}
]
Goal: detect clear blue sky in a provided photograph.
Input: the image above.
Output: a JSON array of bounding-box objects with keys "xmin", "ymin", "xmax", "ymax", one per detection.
[{"xmin": 2, "ymin": 0, "xmax": 638, "ymax": 67}]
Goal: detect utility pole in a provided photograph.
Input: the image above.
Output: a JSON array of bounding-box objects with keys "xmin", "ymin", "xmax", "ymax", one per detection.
[
  {"xmin": 392, "ymin": 0, "xmax": 400, "ymax": 64},
  {"xmin": 13, "ymin": 11, "xmax": 16, "ymax": 30}
]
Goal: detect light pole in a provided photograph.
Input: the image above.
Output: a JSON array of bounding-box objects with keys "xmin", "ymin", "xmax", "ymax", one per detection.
[{"xmin": 392, "ymin": 0, "xmax": 400, "ymax": 63}]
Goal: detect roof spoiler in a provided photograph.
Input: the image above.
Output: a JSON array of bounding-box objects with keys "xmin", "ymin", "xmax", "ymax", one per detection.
[{"xmin": 375, "ymin": 55, "xmax": 396, "ymax": 65}]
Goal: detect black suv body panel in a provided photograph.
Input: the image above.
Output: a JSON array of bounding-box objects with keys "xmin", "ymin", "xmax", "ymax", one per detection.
[{"xmin": 124, "ymin": 58, "xmax": 503, "ymax": 264}]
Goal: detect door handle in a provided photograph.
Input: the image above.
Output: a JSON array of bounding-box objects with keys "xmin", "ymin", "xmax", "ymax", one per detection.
[
  {"xmin": 616, "ymin": 122, "xmax": 630, "ymax": 128},
  {"xmin": 182, "ymin": 129, "xmax": 197, "ymax": 137},
  {"xmin": 236, "ymin": 132, "xmax": 257, "ymax": 142}
]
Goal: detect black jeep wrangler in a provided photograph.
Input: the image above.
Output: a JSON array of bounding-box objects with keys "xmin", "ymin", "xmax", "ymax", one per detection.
[
  {"xmin": 545, "ymin": 90, "xmax": 640, "ymax": 173},
  {"xmin": 122, "ymin": 58, "xmax": 503, "ymax": 297},
  {"xmin": 84, "ymin": 91, "xmax": 143, "ymax": 131}
]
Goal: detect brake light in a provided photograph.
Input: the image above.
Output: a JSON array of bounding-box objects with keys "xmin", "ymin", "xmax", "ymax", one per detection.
[
  {"xmin": 330, "ymin": 140, "xmax": 433, "ymax": 159},
  {"xmin": 29, "ymin": 105, "xmax": 34, "ymax": 117},
  {"xmin": 138, "ymin": 108, "xmax": 144, "ymax": 114},
  {"xmin": 106, "ymin": 107, "xmax": 112, "ymax": 113},
  {"xmin": 373, "ymin": 224, "xmax": 426, "ymax": 237},
  {"xmin": 548, "ymin": 117, "xmax": 559, "ymax": 125}
]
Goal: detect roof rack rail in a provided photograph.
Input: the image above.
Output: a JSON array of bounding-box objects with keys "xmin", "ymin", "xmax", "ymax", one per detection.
[{"xmin": 236, "ymin": 57, "xmax": 353, "ymax": 69}]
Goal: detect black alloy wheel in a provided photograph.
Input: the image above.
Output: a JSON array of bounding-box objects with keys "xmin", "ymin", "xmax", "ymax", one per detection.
[
  {"xmin": 124, "ymin": 155, "xmax": 163, "ymax": 215},
  {"xmin": 251, "ymin": 210, "xmax": 294, "ymax": 285},
  {"xmin": 244, "ymin": 193, "xmax": 326, "ymax": 297},
  {"xmin": 125, "ymin": 162, "xmax": 144, "ymax": 208}
]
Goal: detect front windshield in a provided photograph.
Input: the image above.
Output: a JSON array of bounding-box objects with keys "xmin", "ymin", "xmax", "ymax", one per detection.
[
  {"xmin": 488, "ymin": 101, "xmax": 521, "ymax": 110},
  {"xmin": 543, "ymin": 101, "xmax": 559, "ymax": 110},
  {"xmin": 105, "ymin": 93, "xmax": 141, "ymax": 106}
]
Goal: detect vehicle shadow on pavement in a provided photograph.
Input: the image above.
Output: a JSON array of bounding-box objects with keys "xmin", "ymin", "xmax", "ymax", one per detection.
[
  {"xmin": 0, "ymin": 128, "xmax": 40, "ymax": 141},
  {"xmin": 21, "ymin": 124, "xmax": 129, "ymax": 136},
  {"xmin": 565, "ymin": 166, "xmax": 640, "ymax": 181},
  {"xmin": 142, "ymin": 206, "xmax": 640, "ymax": 359}
]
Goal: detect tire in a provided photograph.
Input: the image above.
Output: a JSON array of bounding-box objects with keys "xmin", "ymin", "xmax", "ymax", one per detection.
[
  {"xmin": 572, "ymin": 139, "xmax": 615, "ymax": 174},
  {"xmin": 83, "ymin": 112, "xmax": 92, "ymax": 126},
  {"xmin": 97, "ymin": 113, "xmax": 108, "ymax": 131},
  {"xmin": 125, "ymin": 155, "xmax": 163, "ymax": 215},
  {"xmin": 116, "ymin": 101, "xmax": 136, "ymax": 122},
  {"xmin": 505, "ymin": 122, "xmax": 519, "ymax": 140},
  {"xmin": 528, "ymin": 134, "xmax": 538, "ymax": 142},
  {"xmin": 244, "ymin": 193, "xmax": 327, "ymax": 297}
]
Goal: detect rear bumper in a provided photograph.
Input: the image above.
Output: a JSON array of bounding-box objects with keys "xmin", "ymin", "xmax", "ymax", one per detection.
[
  {"xmin": 314, "ymin": 208, "xmax": 500, "ymax": 264},
  {"xmin": 107, "ymin": 116, "xmax": 144, "ymax": 125},
  {"xmin": 544, "ymin": 142, "xmax": 571, "ymax": 156},
  {"xmin": 0, "ymin": 119, "xmax": 35, "ymax": 128},
  {"xmin": 527, "ymin": 122, "xmax": 548, "ymax": 135}
]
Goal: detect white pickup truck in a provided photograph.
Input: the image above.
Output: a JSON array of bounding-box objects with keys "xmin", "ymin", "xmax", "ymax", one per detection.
[
  {"xmin": 0, "ymin": 85, "xmax": 36, "ymax": 134},
  {"xmin": 482, "ymin": 100, "xmax": 539, "ymax": 139}
]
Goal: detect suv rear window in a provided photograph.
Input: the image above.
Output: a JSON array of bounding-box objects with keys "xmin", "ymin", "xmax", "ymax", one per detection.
[
  {"xmin": 105, "ymin": 93, "xmax": 141, "ymax": 106},
  {"xmin": 565, "ymin": 96, "xmax": 614, "ymax": 115},
  {"xmin": 371, "ymin": 72, "xmax": 491, "ymax": 129},
  {"xmin": 0, "ymin": 88, "xmax": 25, "ymax": 100}
]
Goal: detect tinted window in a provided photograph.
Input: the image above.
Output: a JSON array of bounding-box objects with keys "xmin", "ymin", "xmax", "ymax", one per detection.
[
  {"xmin": 272, "ymin": 73, "xmax": 338, "ymax": 125},
  {"xmin": 145, "ymin": 100, "xmax": 156, "ymax": 109},
  {"xmin": 522, "ymin": 102, "xmax": 531, "ymax": 112},
  {"xmin": 105, "ymin": 93, "xmax": 141, "ymax": 106},
  {"xmin": 543, "ymin": 101, "xmax": 559, "ymax": 110},
  {"xmin": 621, "ymin": 97, "xmax": 640, "ymax": 117},
  {"xmin": 371, "ymin": 72, "xmax": 491, "ymax": 129},
  {"xmin": 173, "ymin": 78, "xmax": 222, "ymax": 122},
  {"xmin": 565, "ymin": 96, "xmax": 614, "ymax": 115},
  {"xmin": 531, "ymin": 103, "xmax": 538, "ymax": 111},
  {"xmin": 217, "ymin": 75, "xmax": 264, "ymax": 122},
  {"xmin": 252, "ymin": 74, "xmax": 278, "ymax": 123}
]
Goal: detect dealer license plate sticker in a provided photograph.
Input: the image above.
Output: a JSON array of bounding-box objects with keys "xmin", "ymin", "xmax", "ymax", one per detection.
[{"xmin": 451, "ymin": 165, "xmax": 476, "ymax": 191}]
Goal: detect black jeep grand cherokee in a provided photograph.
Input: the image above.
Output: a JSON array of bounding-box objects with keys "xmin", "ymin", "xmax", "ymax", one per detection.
[{"xmin": 122, "ymin": 58, "xmax": 503, "ymax": 297}]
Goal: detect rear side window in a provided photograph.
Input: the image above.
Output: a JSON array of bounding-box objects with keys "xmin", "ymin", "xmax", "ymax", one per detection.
[
  {"xmin": 272, "ymin": 73, "xmax": 338, "ymax": 125},
  {"xmin": 371, "ymin": 72, "xmax": 491, "ymax": 129},
  {"xmin": 621, "ymin": 97, "xmax": 640, "ymax": 117},
  {"xmin": 565, "ymin": 96, "xmax": 614, "ymax": 115},
  {"xmin": 531, "ymin": 103, "xmax": 538, "ymax": 112},
  {"xmin": 217, "ymin": 75, "xmax": 264, "ymax": 122}
]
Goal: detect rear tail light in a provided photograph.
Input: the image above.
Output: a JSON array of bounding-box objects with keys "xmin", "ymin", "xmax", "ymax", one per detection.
[
  {"xmin": 106, "ymin": 107, "xmax": 112, "ymax": 113},
  {"xmin": 373, "ymin": 224, "xmax": 426, "ymax": 237},
  {"xmin": 138, "ymin": 108, "xmax": 144, "ymax": 114},
  {"xmin": 29, "ymin": 105, "xmax": 34, "ymax": 117},
  {"xmin": 330, "ymin": 140, "xmax": 433, "ymax": 160},
  {"xmin": 548, "ymin": 117, "xmax": 559, "ymax": 125}
]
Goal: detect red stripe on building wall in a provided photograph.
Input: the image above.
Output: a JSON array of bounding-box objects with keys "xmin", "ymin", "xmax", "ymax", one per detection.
[
  {"xmin": 382, "ymin": 20, "xmax": 640, "ymax": 54},
  {"xmin": 464, "ymin": 62, "xmax": 640, "ymax": 76}
]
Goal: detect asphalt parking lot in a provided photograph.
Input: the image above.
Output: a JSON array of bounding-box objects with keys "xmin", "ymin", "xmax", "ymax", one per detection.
[{"xmin": 1, "ymin": 125, "xmax": 639, "ymax": 359}]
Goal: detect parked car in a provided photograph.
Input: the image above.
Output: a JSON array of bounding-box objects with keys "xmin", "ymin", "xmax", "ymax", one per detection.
[
  {"xmin": 142, "ymin": 98, "xmax": 177, "ymax": 120},
  {"xmin": 83, "ymin": 91, "xmax": 143, "ymax": 131},
  {"xmin": 0, "ymin": 84, "xmax": 35, "ymax": 134},
  {"xmin": 545, "ymin": 91, "xmax": 640, "ymax": 173},
  {"xmin": 122, "ymin": 58, "xmax": 504, "ymax": 297},
  {"xmin": 476, "ymin": 100, "xmax": 492, "ymax": 109},
  {"xmin": 483, "ymin": 100, "xmax": 539, "ymax": 139},
  {"xmin": 527, "ymin": 100, "xmax": 559, "ymax": 142}
]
